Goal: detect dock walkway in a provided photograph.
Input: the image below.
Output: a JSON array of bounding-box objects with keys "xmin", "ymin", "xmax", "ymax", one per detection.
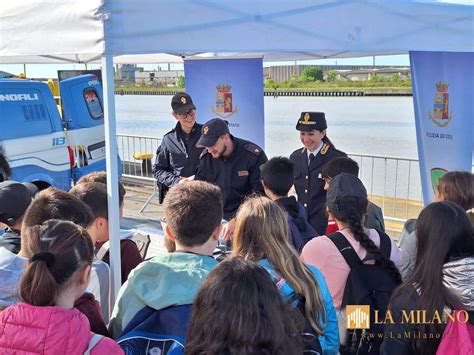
[{"xmin": 122, "ymin": 183, "xmax": 420, "ymax": 244}]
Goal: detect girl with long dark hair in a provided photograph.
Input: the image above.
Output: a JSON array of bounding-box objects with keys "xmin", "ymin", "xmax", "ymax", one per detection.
[
  {"xmin": 231, "ymin": 196, "xmax": 340, "ymax": 354},
  {"xmin": 301, "ymin": 173, "xmax": 402, "ymax": 342},
  {"xmin": 185, "ymin": 258, "xmax": 304, "ymax": 354},
  {"xmin": 381, "ymin": 201, "xmax": 474, "ymax": 354}
]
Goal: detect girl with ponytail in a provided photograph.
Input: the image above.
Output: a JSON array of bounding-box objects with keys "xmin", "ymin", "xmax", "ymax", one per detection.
[
  {"xmin": 301, "ymin": 173, "xmax": 402, "ymax": 311},
  {"xmin": 232, "ymin": 196, "xmax": 340, "ymax": 354},
  {"xmin": 0, "ymin": 220, "xmax": 122, "ymax": 354}
]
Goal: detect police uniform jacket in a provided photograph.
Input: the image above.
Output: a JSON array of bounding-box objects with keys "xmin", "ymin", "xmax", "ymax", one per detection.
[
  {"xmin": 290, "ymin": 141, "xmax": 346, "ymax": 235},
  {"xmin": 152, "ymin": 122, "xmax": 203, "ymax": 188},
  {"xmin": 195, "ymin": 136, "xmax": 268, "ymax": 220}
]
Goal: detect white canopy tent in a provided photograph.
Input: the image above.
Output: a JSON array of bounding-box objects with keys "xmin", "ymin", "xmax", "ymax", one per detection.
[{"xmin": 1, "ymin": 0, "xmax": 473, "ymax": 302}]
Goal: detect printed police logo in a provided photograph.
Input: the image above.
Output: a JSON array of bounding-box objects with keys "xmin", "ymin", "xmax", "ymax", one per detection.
[
  {"xmin": 203, "ymin": 126, "xmax": 209, "ymax": 135},
  {"xmin": 431, "ymin": 167, "xmax": 448, "ymax": 194},
  {"xmin": 429, "ymin": 82, "xmax": 452, "ymax": 128},
  {"xmin": 211, "ymin": 84, "xmax": 238, "ymax": 119},
  {"xmin": 181, "ymin": 97, "xmax": 187, "ymax": 104}
]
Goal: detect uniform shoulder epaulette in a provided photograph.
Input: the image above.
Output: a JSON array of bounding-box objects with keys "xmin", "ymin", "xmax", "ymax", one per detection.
[
  {"xmin": 320, "ymin": 143, "xmax": 330, "ymax": 155},
  {"xmin": 163, "ymin": 128, "xmax": 176, "ymax": 138},
  {"xmin": 244, "ymin": 143, "xmax": 263, "ymax": 156}
]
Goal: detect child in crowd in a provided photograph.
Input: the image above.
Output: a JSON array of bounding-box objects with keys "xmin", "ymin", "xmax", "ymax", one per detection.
[
  {"xmin": 186, "ymin": 258, "xmax": 304, "ymax": 354},
  {"xmin": 400, "ymin": 171, "xmax": 474, "ymax": 279},
  {"xmin": 0, "ymin": 187, "xmax": 93, "ymax": 309},
  {"xmin": 0, "ymin": 187, "xmax": 110, "ymax": 335},
  {"xmin": 232, "ymin": 196, "xmax": 339, "ymax": 354},
  {"xmin": 77, "ymin": 171, "xmax": 127, "ymax": 212},
  {"xmin": 109, "ymin": 181, "xmax": 223, "ymax": 339},
  {"xmin": 70, "ymin": 182, "xmax": 142, "ymax": 284},
  {"xmin": 301, "ymin": 173, "xmax": 401, "ymax": 343},
  {"xmin": 0, "ymin": 181, "xmax": 37, "ymax": 254},
  {"xmin": 399, "ymin": 170, "xmax": 473, "ymax": 279},
  {"xmin": 381, "ymin": 201, "xmax": 474, "ymax": 354},
  {"xmin": 0, "ymin": 220, "xmax": 122, "ymax": 354},
  {"xmin": 320, "ymin": 157, "xmax": 385, "ymax": 233},
  {"xmin": 260, "ymin": 156, "xmax": 317, "ymax": 252}
]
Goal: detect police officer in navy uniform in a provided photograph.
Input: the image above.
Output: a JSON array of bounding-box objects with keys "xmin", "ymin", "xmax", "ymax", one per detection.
[
  {"xmin": 195, "ymin": 118, "xmax": 268, "ymax": 236},
  {"xmin": 152, "ymin": 93, "xmax": 204, "ymax": 202},
  {"xmin": 290, "ymin": 112, "xmax": 347, "ymax": 235}
]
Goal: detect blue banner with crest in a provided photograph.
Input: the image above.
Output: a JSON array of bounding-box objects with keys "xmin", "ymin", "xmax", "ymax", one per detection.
[
  {"xmin": 410, "ymin": 51, "xmax": 474, "ymax": 204},
  {"xmin": 184, "ymin": 57, "xmax": 265, "ymax": 149}
]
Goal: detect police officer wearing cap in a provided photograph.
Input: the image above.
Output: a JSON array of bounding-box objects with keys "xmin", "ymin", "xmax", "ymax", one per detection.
[
  {"xmin": 195, "ymin": 118, "xmax": 268, "ymax": 225},
  {"xmin": 152, "ymin": 92, "xmax": 204, "ymax": 202},
  {"xmin": 290, "ymin": 112, "xmax": 347, "ymax": 235}
]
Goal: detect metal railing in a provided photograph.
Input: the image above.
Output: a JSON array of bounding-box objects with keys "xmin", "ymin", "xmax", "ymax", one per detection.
[
  {"xmin": 348, "ymin": 153, "xmax": 423, "ymax": 223},
  {"xmin": 117, "ymin": 134, "xmax": 161, "ymax": 178},
  {"xmin": 117, "ymin": 133, "xmax": 424, "ymax": 223}
]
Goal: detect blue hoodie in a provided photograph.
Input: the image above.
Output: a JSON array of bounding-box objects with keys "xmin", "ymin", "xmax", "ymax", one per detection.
[
  {"xmin": 259, "ymin": 258, "xmax": 340, "ymax": 354},
  {"xmin": 109, "ymin": 252, "xmax": 217, "ymax": 339}
]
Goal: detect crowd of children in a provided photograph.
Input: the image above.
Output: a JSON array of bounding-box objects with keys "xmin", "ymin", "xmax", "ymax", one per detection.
[{"xmin": 0, "ymin": 143, "xmax": 473, "ymax": 354}]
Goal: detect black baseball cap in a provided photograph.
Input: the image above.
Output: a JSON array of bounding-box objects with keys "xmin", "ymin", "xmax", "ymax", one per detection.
[
  {"xmin": 326, "ymin": 173, "xmax": 367, "ymax": 211},
  {"xmin": 196, "ymin": 118, "xmax": 230, "ymax": 148},
  {"xmin": 0, "ymin": 181, "xmax": 35, "ymax": 224},
  {"xmin": 296, "ymin": 112, "xmax": 327, "ymax": 132},
  {"xmin": 171, "ymin": 92, "xmax": 196, "ymax": 115}
]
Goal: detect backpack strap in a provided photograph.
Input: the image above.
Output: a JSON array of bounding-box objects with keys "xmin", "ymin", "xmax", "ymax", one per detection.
[
  {"xmin": 327, "ymin": 232, "xmax": 362, "ymax": 269},
  {"xmin": 84, "ymin": 334, "xmax": 103, "ymax": 355},
  {"xmin": 96, "ymin": 241, "xmax": 110, "ymax": 261},
  {"xmin": 374, "ymin": 229, "xmax": 392, "ymax": 259}
]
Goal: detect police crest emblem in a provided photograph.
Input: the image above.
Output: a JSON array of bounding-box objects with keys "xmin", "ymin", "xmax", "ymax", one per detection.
[
  {"xmin": 429, "ymin": 82, "xmax": 452, "ymax": 127},
  {"xmin": 211, "ymin": 84, "xmax": 238, "ymax": 119}
]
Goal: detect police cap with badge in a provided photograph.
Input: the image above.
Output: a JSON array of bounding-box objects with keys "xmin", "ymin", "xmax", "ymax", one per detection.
[
  {"xmin": 171, "ymin": 92, "xmax": 196, "ymax": 115},
  {"xmin": 296, "ymin": 112, "xmax": 327, "ymax": 132},
  {"xmin": 196, "ymin": 118, "xmax": 230, "ymax": 148}
]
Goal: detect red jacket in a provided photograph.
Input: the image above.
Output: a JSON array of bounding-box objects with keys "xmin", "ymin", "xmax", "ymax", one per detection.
[
  {"xmin": 74, "ymin": 292, "xmax": 109, "ymax": 337},
  {"xmin": 0, "ymin": 303, "xmax": 123, "ymax": 354}
]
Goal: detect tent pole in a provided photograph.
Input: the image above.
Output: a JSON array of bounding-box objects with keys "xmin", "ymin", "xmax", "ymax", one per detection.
[{"xmin": 101, "ymin": 54, "xmax": 122, "ymax": 305}]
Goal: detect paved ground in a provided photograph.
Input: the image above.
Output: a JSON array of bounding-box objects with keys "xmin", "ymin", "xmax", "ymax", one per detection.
[
  {"xmin": 121, "ymin": 184, "xmax": 165, "ymax": 257},
  {"xmin": 121, "ymin": 183, "xmax": 418, "ymax": 244}
]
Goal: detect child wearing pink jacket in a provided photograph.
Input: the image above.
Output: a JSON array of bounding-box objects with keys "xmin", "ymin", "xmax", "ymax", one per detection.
[{"xmin": 0, "ymin": 220, "xmax": 122, "ymax": 354}]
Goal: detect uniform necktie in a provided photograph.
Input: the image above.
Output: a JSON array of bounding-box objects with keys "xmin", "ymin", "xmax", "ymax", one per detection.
[{"xmin": 308, "ymin": 153, "xmax": 315, "ymax": 166}]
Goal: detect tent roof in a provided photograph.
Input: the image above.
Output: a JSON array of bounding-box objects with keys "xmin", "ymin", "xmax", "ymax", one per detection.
[{"xmin": 1, "ymin": 1, "xmax": 473, "ymax": 64}]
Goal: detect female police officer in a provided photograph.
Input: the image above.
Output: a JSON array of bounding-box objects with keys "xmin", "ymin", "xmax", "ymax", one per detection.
[{"xmin": 290, "ymin": 112, "xmax": 346, "ymax": 235}]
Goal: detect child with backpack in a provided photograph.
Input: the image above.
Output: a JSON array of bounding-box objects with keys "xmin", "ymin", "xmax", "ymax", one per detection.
[
  {"xmin": 320, "ymin": 157, "xmax": 385, "ymax": 234},
  {"xmin": 301, "ymin": 173, "xmax": 402, "ymax": 353},
  {"xmin": 232, "ymin": 196, "xmax": 339, "ymax": 354},
  {"xmin": 381, "ymin": 201, "xmax": 474, "ymax": 355},
  {"xmin": 109, "ymin": 181, "xmax": 223, "ymax": 352},
  {"xmin": 0, "ymin": 220, "xmax": 122, "ymax": 354},
  {"xmin": 186, "ymin": 258, "xmax": 304, "ymax": 354},
  {"xmin": 260, "ymin": 156, "xmax": 318, "ymax": 252}
]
